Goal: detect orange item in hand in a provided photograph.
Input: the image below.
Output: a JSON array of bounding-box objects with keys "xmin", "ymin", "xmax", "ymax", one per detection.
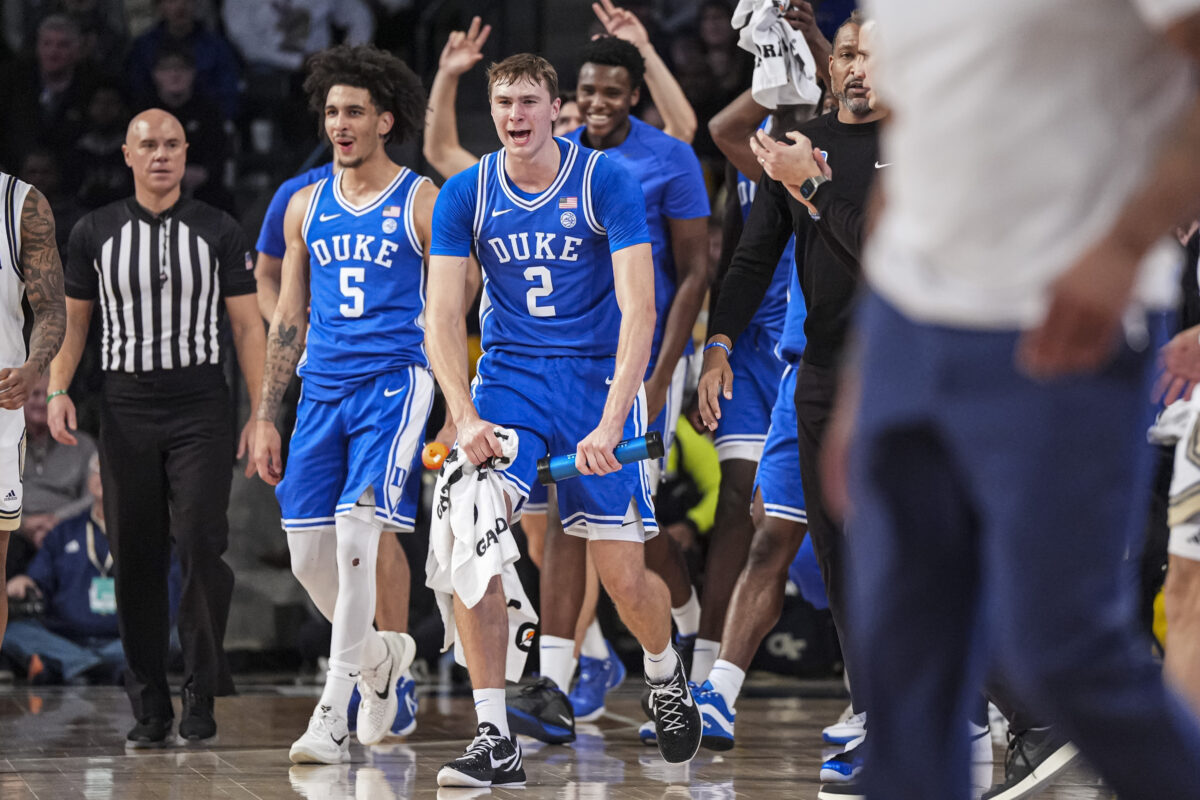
[{"xmin": 422, "ymin": 441, "xmax": 449, "ymax": 470}]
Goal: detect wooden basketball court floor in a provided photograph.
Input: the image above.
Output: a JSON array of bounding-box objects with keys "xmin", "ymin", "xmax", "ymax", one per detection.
[{"xmin": 0, "ymin": 683, "xmax": 1115, "ymax": 799}]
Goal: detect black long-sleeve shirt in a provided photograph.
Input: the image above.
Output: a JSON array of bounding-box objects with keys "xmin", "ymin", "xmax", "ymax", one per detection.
[{"xmin": 708, "ymin": 112, "xmax": 880, "ymax": 368}]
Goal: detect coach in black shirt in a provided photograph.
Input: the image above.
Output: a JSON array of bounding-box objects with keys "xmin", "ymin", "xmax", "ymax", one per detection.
[
  {"xmin": 698, "ymin": 15, "xmax": 886, "ymax": 738},
  {"xmin": 45, "ymin": 109, "xmax": 265, "ymax": 747}
]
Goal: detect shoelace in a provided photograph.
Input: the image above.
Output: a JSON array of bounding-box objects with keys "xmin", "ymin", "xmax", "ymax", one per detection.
[
  {"xmin": 464, "ymin": 729, "xmax": 504, "ymax": 759},
  {"xmin": 360, "ymin": 651, "xmax": 393, "ymax": 694},
  {"xmin": 650, "ymin": 680, "xmax": 688, "ymax": 733},
  {"xmin": 1004, "ymin": 731, "xmax": 1034, "ymax": 777}
]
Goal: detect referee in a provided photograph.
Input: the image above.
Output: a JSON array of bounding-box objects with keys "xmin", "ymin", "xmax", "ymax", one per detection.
[{"xmin": 45, "ymin": 109, "xmax": 265, "ymax": 747}]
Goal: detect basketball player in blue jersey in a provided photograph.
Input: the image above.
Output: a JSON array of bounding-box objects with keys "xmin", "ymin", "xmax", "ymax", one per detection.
[
  {"xmin": 426, "ymin": 53, "xmax": 701, "ymax": 787},
  {"xmin": 523, "ymin": 35, "xmax": 709, "ymax": 731},
  {"xmin": 251, "ymin": 45, "xmax": 432, "ymax": 765}
]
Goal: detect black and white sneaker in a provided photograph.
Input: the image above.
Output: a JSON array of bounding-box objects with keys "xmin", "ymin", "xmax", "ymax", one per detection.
[
  {"xmin": 646, "ymin": 652, "xmax": 701, "ymax": 764},
  {"xmin": 437, "ymin": 722, "xmax": 526, "ymax": 788},
  {"xmin": 507, "ymin": 676, "xmax": 575, "ymax": 744},
  {"xmin": 982, "ymin": 728, "xmax": 1079, "ymax": 800}
]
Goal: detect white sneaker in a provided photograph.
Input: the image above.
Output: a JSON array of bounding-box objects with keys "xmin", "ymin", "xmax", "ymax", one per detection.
[
  {"xmin": 290, "ymin": 705, "xmax": 350, "ymax": 764},
  {"xmin": 822, "ymin": 709, "xmax": 867, "ymax": 745},
  {"xmin": 357, "ymin": 632, "xmax": 417, "ymax": 745}
]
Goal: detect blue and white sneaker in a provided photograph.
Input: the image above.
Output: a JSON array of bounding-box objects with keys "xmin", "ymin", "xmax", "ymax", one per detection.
[
  {"xmin": 568, "ymin": 640, "xmax": 627, "ymax": 722},
  {"xmin": 347, "ymin": 686, "xmax": 361, "ymax": 732},
  {"xmin": 822, "ymin": 708, "xmax": 866, "ymax": 745},
  {"xmin": 820, "ymin": 734, "xmax": 865, "ymax": 783},
  {"xmin": 694, "ymin": 681, "xmax": 735, "ymax": 751},
  {"xmin": 638, "ymin": 719, "xmax": 657, "ymax": 745},
  {"xmin": 390, "ymin": 673, "xmax": 418, "ymax": 736}
]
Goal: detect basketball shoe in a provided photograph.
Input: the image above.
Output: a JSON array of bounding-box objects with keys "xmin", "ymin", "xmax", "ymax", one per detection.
[
  {"xmin": 569, "ymin": 640, "xmax": 626, "ymax": 721},
  {"xmin": 437, "ymin": 722, "xmax": 526, "ymax": 788},
  {"xmin": 289, "ymin": 704, "xmax": 350, "ymax": 764}
]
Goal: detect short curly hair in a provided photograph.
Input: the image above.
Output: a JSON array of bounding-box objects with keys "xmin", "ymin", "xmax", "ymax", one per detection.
[
  {"xmin": 303, "ymin": 44, "xmax": 426, "ymax": 144},
  {"xmin": 580, "ymin": 36, "xmax": 645, "ymax": 93}
]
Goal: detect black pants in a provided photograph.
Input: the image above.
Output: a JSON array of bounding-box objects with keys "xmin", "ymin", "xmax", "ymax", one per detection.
[
  {"xmin": 100, "ymin": 365, "xmax": 235, "ymax": 720},
  {"xmin": 794, "ymin": 359, "xmax": 860, "ymax": 708}
]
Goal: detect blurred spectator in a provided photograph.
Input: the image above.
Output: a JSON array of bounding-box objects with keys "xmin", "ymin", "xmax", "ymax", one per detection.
[
  {"xmin": 127, "ymin": 0, "xmax": 240, "ymax": 120},
  {"xmin": 221, "ymin": 0, "xmax": 374, "ymax": 164},
  {"xmin": 3, "ymin": 454, "xmax": 123, "ymax": 685},
  {"xmin": 143, "ymin": 44, "xmax": 234, "ymax": 212},
  {"xmin": 124, "ymin": 0, "xmax": 216, "ymax": 38},
  {"xmin": 2, "ymin": 0, "xmax": 121, "ymax": 55},
  {"xmin": 0, "ymin": 14, "xmax": 96, "ymax": 171},
  {"xmin": 60, "ymin": 0, "xmax": 127, "ymax": 64},
  {"xmin": 70, "ymin": 81, "xmax": 133, "ymax": 208},
  {"xmin": 699, "ymin": 0, "xmax": 748, "ymax": 99},
  {"xmin": 18, "ymin": 149, "xmax": 83, "ymax": 255}
]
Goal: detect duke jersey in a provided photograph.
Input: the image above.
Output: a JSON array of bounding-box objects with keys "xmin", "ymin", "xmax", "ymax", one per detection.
[
  {"xmin": 565, "ymin": 118, "xmax": 709, "ymax": 368},
  {"xmin": 431, "ymin": 137, "xmax": 650, "ymax": 357},
  {"xmin": 736, "ymin": 169, "xmax": 793, "ymax": 344},
  {"xmin": 300, "ymin": 168, "xmax": 430, "ymax": 401},
  {"xmin": 0, "ymin": 173, "xmax": 32, "ymax": 370},
  {"xmin": 777, "ymin": 266, "xmax": 808, "ymax": 364}
]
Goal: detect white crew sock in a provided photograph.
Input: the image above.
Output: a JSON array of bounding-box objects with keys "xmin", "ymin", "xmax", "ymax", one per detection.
[
  {"xmin": 473, "ymin": 688, "xmax": 509, "ymax": 737},
  {"xmin": 318, "ymin": 658, "xmax": 359, "ymax": 714},
  {"xmin": 539, "ymin": 635, "xmax": 577, "ymax": 690},
  {"xmin": 643, "ymin": 644, "xmax": 679, "ymax": 683},
  {"xmin": 671, "ymin": 588, "xmax": 701, "ymax": 638},
  {"xmin": 706, "ymin": 659, "xmax": 745, "ymax": 706},
  {"xmin": 692, "ymin": 637, "xmax": 720, "ymax": 683},
  {"xmin": 580, "ymin": 620, "xmax": 608, "ymax": 660}
]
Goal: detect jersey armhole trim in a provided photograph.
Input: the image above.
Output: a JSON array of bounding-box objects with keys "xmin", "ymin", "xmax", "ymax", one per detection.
[
  {"xmin": 300, "ymin": 178, "xmax": 327, "ymax": 242},
  {"xmin": 582, "ymin": 150, "xmax": 606, "ymax": 236},
  {"xmin": 403, "ymin": 176, "xmax": 430, "ymax": 258},
  {"xmin": 472, "ymin": 154, "xmax": 489, "ymax": 246}
]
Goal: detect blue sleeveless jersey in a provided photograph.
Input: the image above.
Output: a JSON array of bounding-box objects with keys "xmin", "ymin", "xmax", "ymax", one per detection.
[
  {"xmin": 565, "ymin": 118, "xmax": 709, "ymax": 368},
  {"xmin": 737, "ymin": 170, "xmax": 793, "ymax": 344},
  {"xmin": 299, "ymin": 168, "xmax": 430, "ymax": 401},
  {"xmin": 777, "ymin": 264, "xmax": 808, "ymax": 364},
  {"xmin": 431, "ymin": 138, "xmax": 650, "ymax": 357}
]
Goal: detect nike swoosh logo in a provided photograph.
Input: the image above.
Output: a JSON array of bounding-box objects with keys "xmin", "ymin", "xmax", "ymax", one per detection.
[
  {"xmin": 605, "ymin": 376, "xmax": 613, "ymax": 385},
  {"xmin": 491, "ymin": 208, "xmax": 512, "ymax": 217},
  {"xmin": 384, "ymin": 388, "xmax": 404, "ymax": 398},
  {"xmin": 558, "ymin": 714, "xmax": 572, "ymax": 726},
  {"xmin": 332, "ymin": 734, "xmax": 347, "ymax": 745},
  {"xmin": 874, "ymin": 162, "xmax": 893, "ymax": 169},
  {"xmin": 375, "ymin": 663, "xmax": 394, "ymax": 700},
  {"xmin": 319, "ymin": 213, "xmax": 341, "ymax": 221}
]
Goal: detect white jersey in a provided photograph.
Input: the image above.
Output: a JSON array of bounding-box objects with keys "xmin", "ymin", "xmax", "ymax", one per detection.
[
  {"xmin": 863, "ymin": 0, "xmax": 1199, "ymax": 329},
  {"xmin": 0, "ymin": 172, "xmax": 31, "ymax": 369}
]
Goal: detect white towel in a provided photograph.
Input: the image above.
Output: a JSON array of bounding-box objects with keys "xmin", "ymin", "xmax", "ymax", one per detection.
[
  {"xmin": 425, "ymin": 428, "xmax": 537, "ymax": 683},
  {"xmin": 732, "ymin": 0, "xmax": 822, "ymax": 109}
]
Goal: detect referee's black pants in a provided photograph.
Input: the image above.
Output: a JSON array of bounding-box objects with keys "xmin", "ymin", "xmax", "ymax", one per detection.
[
  {"xmin": 100, "ymin": 365, "xmax": 236, "ymax": 721},
  {"xmin": 794, "ymin": 358, "xmax": 861, "ymax": 711}
]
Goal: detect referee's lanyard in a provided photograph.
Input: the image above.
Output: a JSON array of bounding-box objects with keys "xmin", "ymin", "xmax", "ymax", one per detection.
[{"xmin": 87, "ymin": 520, "xmax": 117, "ymax": 614}]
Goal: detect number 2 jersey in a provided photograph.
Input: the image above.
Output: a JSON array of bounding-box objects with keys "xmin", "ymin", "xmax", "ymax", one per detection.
[
  {"xmin": 300, "ymin": 167, "xmax": 431, "ymax": 401},
  {"xmin": 431, "ymin": 137, "xmax": 650, "ymax": 358}
]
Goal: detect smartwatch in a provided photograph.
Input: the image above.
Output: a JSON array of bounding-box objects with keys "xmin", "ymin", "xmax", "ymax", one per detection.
[{"xmin": 798, "ymin": 174, "xmax": 830, "ymax": 201}]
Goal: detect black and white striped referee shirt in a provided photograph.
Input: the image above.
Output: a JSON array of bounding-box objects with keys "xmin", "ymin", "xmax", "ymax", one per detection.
[{"xmin": 64, "ymin": 197, "xmax": 255, "ymax": 372}]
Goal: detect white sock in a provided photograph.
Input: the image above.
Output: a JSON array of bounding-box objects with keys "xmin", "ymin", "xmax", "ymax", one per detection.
[
  {"xmin": 580, "ymin": 620, "xmax": 608, "ymax": 660},
  {"xmin": 643, "ymin": 644, "xmax": 678, "ymax": 683},
  {"xmin": 691, "ymin": 637, "xmax": 720, "ymax": 683},
  {"xmin": 539, "ymin": 635, "xmax": 577, "ymax": 690},
  {"xmin": 706, "ymin": 659, "xmax": 745, "ymax": 706},
  {"xmin": 318, "ymin": 658, "xmax": 359, "ymax": 714},
  {"xmin": 671, "ymin": 588, "xmax": 700, "ymax": 637},
  {"xmin": 473, "ymin": 688, "xmax": 509, "ymax": 737}
]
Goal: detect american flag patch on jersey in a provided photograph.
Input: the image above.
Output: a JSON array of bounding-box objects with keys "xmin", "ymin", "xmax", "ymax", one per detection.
[
  {"xmin": 244, "ymin": 252, "xmax": 254, "ymax": 270},
  {"xmin": 382, "ymin": 206, "xmax": 401, "ymax": 217},
  {"xmin": 558, "ymin": 197, "xmax": 578, "ymax": 209}
]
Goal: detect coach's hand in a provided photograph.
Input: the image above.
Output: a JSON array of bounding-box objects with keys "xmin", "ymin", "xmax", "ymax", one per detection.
[
  {"xmin": 253, "ymin": 420, "xmax": 284, "ymax": 485},
  {"xmin": 46, "ymin": 390, "xmax": 78, "ymax": 446},
  {"xmin": 697, "ymin": 337, "xmax": 734, "ymax": 431},
  {"xmin": 458, "ymin": 413, "xmax": 504, "ymax": 466},
  {"xmin": 577, "ymin": 416, "xmax": 623, "ymax": 476},
  {"xmin": 1156, "ymin": 324, "xmax": 1200, "ymax": 404},
  {"xmin": 1017, "ymin": 233, "xmax": 1139, "ymax": 378}
]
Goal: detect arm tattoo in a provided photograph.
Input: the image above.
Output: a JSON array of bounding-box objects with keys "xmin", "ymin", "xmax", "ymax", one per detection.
[
  {"xmin": 19, "ymin": 189, "xmax": 66, "ymax": 376},
  {"xmin": 258, "ymin": 320, "xmax": 303, "ymax": 422}
]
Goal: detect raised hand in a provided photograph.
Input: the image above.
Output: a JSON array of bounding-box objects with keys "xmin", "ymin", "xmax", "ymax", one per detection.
[
  {"xmin": 439, "ymin": 15, "xmax": 492, "ymax": 77},
  {"xmin": 592, "ymin": 0, "xmax": 649, "ymax": 48}
]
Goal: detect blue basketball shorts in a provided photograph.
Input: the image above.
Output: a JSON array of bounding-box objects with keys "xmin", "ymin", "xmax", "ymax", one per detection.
[
  {"xmin": 714, "ymin": 324, "xmax": 787, "ymax": 463},
  {"xmin": 753, "ymin": 363, "xmax": 808, "ymax": 524},
  {"xmin": 470, "ymin": 350, "xmax": 658, "ymax": 542},
  {"xmin": 524, "ymin": 353, "xmax": 688, "ymax": 515},
  {"xmin": 277, "ymin": 366, "xmax": 434, "ymax": 532}
]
